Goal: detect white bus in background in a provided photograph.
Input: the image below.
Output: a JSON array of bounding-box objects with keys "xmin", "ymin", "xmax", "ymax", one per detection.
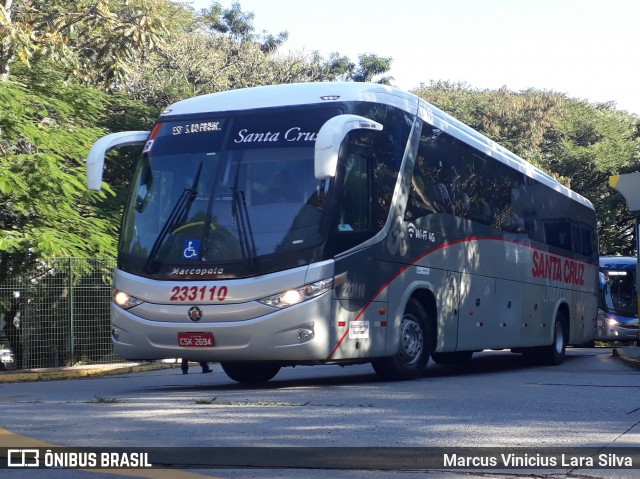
[{"xmin": 86, "ymin": 82, "xmax": 599, "ymax": 383}]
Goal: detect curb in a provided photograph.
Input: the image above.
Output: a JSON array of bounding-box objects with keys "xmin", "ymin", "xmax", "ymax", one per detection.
[
  {"xmin": 612, "ymin": 348, "xmax": 640, "ymax": 370},
  {"xmin": 0, "ymin": 362, "xmax": 178, "ymax": 383}
]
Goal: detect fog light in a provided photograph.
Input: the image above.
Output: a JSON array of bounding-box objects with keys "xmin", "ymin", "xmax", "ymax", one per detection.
[
  {"xmin": 112, "ymin": 328, "xmax": 120, "ymax": 340},
  {"xmin": 297, "ymin": 328, "xmax": 314, "ymax": 342}
]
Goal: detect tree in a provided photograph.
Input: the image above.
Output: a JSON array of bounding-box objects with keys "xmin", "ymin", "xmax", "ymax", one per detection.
[
  {"xmin": 0, "ymin": 71, "xmax": 116, "ymax": 267},
  {"xmin": 544, "ymin": 100, "xmax": 640, "ymax": 254},
  {"xmin": 0, "ymin": 0, "xmax": 170, "ymax": 87},
  {"xmin": 122, "ymin": 2, "xmax": 342, "ymax": 107},
  {"xmin": 198, "ymin": 1, "xmax": 288, "ymax": 53},
  {"xmin": 351, "ymin": 53, "xmax": 393, "ymax": 84},
  {"xmin": 0, "ymin": 60, "xmax": 155, "ymax": 367},
  {"xmin": 327, "ymin": 52, "xmax": 394, "ymax": 84}
]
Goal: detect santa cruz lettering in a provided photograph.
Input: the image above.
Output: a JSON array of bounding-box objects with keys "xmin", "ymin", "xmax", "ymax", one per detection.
[
  {"xmin": 532, "ymin": 250, "xmax": 585, "ymax": 286},
  {"xmin": 234, "ymin": 127, "xmax": 318, "ymax": 143}
]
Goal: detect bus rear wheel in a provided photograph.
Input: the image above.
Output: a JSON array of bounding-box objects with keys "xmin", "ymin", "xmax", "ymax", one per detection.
[
  {"xmin": 540, "ymin": 313, "xmax": 567, "ymax": 365},
  {"xmin": 221, "ymin": 362, "xmax": 281, "ymax": 384},
  {"xmin": 372, "ymin": 298, "xmax": 433, "ymax": 381}
]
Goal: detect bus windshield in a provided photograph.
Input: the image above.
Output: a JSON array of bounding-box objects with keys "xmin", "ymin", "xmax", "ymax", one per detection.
[
  {"xmin": 600, "ymin": 267, "xmax": 637, "ymax": 316},
  {"xmin": 119, "ymin": 107, "xmax": 340, "ymax": 278}
]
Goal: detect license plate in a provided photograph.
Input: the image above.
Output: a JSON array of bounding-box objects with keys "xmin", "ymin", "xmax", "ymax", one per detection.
[{"xmin": 178, "ymin": 332, "xmax": 214, "ymax": 347}]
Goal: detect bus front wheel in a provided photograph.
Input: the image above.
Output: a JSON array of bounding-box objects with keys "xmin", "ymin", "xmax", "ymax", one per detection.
[
  {"xmin": 221, "ymin": 362, "xmax": 281, "ymax": 384},
  {"xmin": 372, "ymin": 298, "xmax": 433, "ymax": 381}
]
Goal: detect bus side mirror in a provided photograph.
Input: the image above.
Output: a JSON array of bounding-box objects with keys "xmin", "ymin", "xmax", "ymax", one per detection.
[
  {"xmin": 314, "ymin": 115, "xmax": 383, "ymax": 180},
  {"xmin": 86, "ymin": 131, "xmax": 150, "ymax": 190}
]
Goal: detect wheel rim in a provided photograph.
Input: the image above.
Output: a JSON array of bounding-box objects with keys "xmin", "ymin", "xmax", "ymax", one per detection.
[
  {"xmin": 398, "ymin": 315, "xmax": 424, "ymax": 365},
  {"xmin": 554, "ymin": 321, "xmax": 564, "ymax": 353}
]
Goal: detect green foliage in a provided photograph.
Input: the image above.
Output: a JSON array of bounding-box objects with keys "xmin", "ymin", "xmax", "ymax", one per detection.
[
  {"xmin": 351, "ymin": 53, "xmax": 393, "ymax": 84},
  {"xmin": 548, "ymin": 101, "xmax": 640, "ymax": 254},
  {"xmin": 198, "ymin": 1, "xmax": 288, "ymax": 53},
  {"xmin": 0, "ymin": 77, "xmax": 118, "ymax": 279},
  {"xmin": 119, "ymin": 2, "xmax": 395, "ymax": 107},
  {"xmin": 2, "ymin": 0, "xmax": 171, "ymax": 86},
  {"xmin": 325, "ymin": 52, "xmax": 394, "ymax": 85},
  {"xmin": 121, "ymin": 6, "xmax": 335, "ymax": 106}
]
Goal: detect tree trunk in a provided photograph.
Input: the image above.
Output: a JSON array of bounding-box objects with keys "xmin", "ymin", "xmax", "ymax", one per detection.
[{"xmin": 0, "ymin": 0, "xmax": 14, "ymax": 82}]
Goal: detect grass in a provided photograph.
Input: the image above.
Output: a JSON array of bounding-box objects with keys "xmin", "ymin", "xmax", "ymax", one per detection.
[{"xmin": 90, "ymin": 395, "xmax": 120, "ymax": 404}]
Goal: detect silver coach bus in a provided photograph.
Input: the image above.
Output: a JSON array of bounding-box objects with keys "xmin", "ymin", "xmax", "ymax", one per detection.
[{"xmin": 86, "ymin": 82, "xmax": 598, "ymax": 383}]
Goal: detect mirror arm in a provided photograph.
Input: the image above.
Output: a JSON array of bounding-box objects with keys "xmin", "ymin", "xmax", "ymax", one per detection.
[
  {"xmin": 86, "ymin": 131, "xmax": 150, "ymax": 190},
  {"xmin": 314, "ymin": 115, "xmax": 383, "ymax": 180}
]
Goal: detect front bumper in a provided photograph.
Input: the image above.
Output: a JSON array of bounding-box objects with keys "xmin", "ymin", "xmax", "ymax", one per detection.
[
  {"xmin": 111, "ymin": 292, "xmax": 333, "ymax": 362},
  {"xmin": 596, "ymin": 311, "xmax": 638, "ymax": 342}
]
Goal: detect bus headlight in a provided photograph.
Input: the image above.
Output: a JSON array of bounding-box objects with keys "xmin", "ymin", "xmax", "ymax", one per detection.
[
  {"xmin": 258, "ymin": 278, "xmax": 333, "ymax": 309},
  {"xmin": 607, "ymin": 318, "xmax": 620, "ymax": 327},
  {"xmin": 113, "ymin": 289, "xmax": 144, "ymax": 310}
]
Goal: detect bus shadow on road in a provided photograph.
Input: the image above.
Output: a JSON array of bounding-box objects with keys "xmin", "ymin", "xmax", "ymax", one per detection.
[
  {"xmin": 427, "ymin": 349, "xmax": 581, "ymax": 378},
  {"xmin": 139, "ymin": 350, "xmax": 590, "ymax": 394}
]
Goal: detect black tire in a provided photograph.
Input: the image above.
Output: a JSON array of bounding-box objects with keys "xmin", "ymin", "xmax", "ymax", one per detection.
[
  {"xmin": 372, "ymin": 298, "xmax": 433, "ymax": 381},
  {"xmin": 221, "ymin": 362, "xmax": 281, "ymax": 384},
  {"xmin": 431, "ymin": 350, "xmax": 473, "ymax": 365},
  {"xmin": 540, "ymin": 313, "xmax": 567, "ymax": 365}
]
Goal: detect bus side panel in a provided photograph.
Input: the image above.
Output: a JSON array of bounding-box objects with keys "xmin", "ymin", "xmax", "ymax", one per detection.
[
  {"xmin": 329, "ymin": 250, "xmax": 394, "ymax": 360},
  {"xmin": 520, "ymin": 281, "xmax": 598, "ymax": 348},
  {"xmin": 385, "ymin": 265, "xmax": 459, "ymax": 356},
  {"xmin": 493, "ymin": 278, "xmax": 525, "ymax": 349},
  {"xmin": 569, "ymin": 288, "xmax": 598, "ymax": 344},
  {"xmin": 521, "ymin": 282, "xmax": 553, "ymax": 347},
  {"xmin": 456, "ymin": 273, "xmax": 496, "ymax": 351},
  {"xmin": 329, "ymin": 299, "xmax": 388, "ymax": 360}
]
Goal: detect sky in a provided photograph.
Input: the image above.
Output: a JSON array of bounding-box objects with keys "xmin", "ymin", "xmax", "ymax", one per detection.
[{"xmin": 188, "ymin": 0, "xmax": 640, "ymax": 115}]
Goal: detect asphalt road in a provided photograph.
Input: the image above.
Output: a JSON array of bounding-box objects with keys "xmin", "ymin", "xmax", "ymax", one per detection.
[{"xmin": 1, "ymin": 347, "xmax": 640, "ymax": 479}]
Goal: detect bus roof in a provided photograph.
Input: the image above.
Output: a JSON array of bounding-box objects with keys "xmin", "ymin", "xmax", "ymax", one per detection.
[
  {"xmin": 160, "ymin": 82, "xmax": 594, "ymax": 211},
  {"xmin": 600, "ymin": 256, "xmax": 637, "ymax": 268}
]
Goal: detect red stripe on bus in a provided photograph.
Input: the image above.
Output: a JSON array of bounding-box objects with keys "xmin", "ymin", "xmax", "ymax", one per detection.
[{"xmin": 326, "ymin": 235, "xmax": 595, "ymax": 360}]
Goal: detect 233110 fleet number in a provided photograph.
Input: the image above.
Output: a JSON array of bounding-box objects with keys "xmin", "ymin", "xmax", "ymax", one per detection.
[{"xmin": 170, "ymin": 285, "xmax": 228, "ymax": 302}]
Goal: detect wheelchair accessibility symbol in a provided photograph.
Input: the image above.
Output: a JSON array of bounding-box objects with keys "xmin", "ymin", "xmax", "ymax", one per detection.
[{"xmin": 183, "ymin": 240, "xmax": 201, "ymax": 259}]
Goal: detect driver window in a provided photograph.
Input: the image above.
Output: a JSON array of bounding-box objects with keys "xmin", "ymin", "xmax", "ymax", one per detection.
[{"xmin": 338, "ymin": 155, "xmax": 370, "ymax": 232}]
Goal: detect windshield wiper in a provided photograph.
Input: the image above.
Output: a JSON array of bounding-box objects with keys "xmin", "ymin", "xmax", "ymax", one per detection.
[
  {"xmin": 231, "ymin": 162, "xmax": 257, "ymax": 270},
  {"xmin": 143, "ymin": 162, "xmax": 203, "ymax": 274}
]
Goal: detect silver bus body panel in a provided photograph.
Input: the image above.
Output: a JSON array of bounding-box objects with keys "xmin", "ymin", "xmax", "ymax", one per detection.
[{"xmin": 331, "ymin": 226, "xmax": 598, "ymax": 357}]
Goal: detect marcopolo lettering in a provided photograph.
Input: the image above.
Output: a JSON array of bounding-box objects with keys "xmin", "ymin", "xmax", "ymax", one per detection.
[{"xmin": 171, "ymin": 267, "xmax": 224, "ymax": 276}]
